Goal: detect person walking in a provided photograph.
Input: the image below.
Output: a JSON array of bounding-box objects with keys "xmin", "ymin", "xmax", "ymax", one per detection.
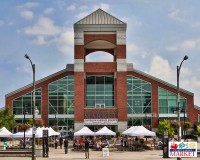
[
  {"xmin": 84, "ymin": 137, "xmax": 90, "ymax": 159},
  {"xmin": 59, "ymin": 136, "xmax": 63, "ymax": 149},
  {"xmin": 64, "ymin": 137, "xmax": 69, "ymax": 154},
  {"xmin": 55, "ymin": 138, "xmax": 58, "ymax": 149}
]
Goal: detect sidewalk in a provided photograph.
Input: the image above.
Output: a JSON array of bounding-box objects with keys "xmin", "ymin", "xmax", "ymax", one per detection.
[{"xmin": 1, "ymin": 145, "xmax": 199, "ymax": 160}]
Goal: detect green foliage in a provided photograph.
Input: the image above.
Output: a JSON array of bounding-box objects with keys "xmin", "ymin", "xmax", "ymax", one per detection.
[
  {"xmin": 158, "ymin": 119, "xmax": 175, "ymax": 138},
  {"xmin": 197, "ymin": 125, "xmax": 200, "ymax": 134},
  {"xmin": 0, "ymin": 108, "xmax": 16, "ymax": 131}
]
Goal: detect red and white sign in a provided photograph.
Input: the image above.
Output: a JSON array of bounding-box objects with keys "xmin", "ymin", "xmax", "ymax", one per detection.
[
  {"xmin": 169, "ymin": 142, "xmax": 197, "ymax": 158},
  {"xmin": 84, "ymin": 119, "xmax": 118, "ymax": 125}
]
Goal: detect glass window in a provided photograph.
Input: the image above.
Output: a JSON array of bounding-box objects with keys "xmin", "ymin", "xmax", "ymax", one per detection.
[
  {"xmin": 12, "ymin": 89, "xmax": 41, "ymax": 115},
  {"xmin": 86, "ymin": 75, "xmax": 114, "ymax": 108},
  {"xmin": 158, "ymin": 87, "xmax": 187, "ymax": 114},
  {"xmin": 48, "ymin": 76, "xmax": 74, "ymax": 116},
  {"xmin": 127, "ymin": 76, "xmax": 152, "ymax": 115}
]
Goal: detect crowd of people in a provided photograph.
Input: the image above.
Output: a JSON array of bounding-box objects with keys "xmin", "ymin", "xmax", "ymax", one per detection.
[{"xmin": 72, "ymin": 136, "xmax": 110, "ymax": 151}]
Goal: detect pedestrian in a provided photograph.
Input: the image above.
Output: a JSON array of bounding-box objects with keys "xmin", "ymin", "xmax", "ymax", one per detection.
[
  {"xmin": 55, "ymin": 138, "xmax": 58, "ymax": 149},
  {"xmin": 59, "ymin": 136, "xmax": 63, "ymax": 149},
  {"xmin": 85, "ymin": 137, "xmax": 90, "ymax": 159},
  {"xmin": 64, "ymin": 137, "xmax": 69, "ymax": 154}
]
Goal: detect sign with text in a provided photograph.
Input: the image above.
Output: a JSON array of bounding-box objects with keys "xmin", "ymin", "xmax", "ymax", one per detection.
[
  {"xmin": 169, "ymin": 142, "xmax": 197, "ymax": 158},
  {"xmin": 84, "ymin": 119, "xmax": 118, "ymax": 125}
]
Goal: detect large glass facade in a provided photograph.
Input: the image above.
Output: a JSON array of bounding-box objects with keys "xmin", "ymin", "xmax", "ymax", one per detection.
[
  {"xmin": 158, "ymin": 87, "xmax": 186, "ymax": 114},
  {"xmin": 86, "ymin": 75, "xmax": 114, "ymax": 108},
  {"xmin": 127, "ymin": 76, "xmax": 152, "ymax": 127},
  {"xmin": 48, "ymin": 76, "xmax": 74, "ymax": 115},
  {"xmin": 49, "ymin": 118, "xmax": 74, "ymax": 131},
  {"xmin": 13, "ymin": 89, "xmax": 41, "ymax": 115},
  {"xmin": 127, "ymin": 76, "xmax": 152, "ymax": 114}
]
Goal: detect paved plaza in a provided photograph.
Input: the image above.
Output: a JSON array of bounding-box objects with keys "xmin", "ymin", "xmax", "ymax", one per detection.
[{"xmin": 1, "ymin": 143, "xmax": 200, "ymax": 160}]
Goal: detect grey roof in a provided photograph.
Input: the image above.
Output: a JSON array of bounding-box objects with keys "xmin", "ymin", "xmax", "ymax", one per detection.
[
  {"xmin": 6, "ymin": 64, "xmax": 74, "ymax": 97},
  {"xmin": 75, "ymin": 9, "xmax": 125, "ymax": 25}
]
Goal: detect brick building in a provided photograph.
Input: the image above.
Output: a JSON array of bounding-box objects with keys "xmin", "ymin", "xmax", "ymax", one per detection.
[{"xmin": 5, "ymin": 9, "xmax": 200, "ymax": 133}]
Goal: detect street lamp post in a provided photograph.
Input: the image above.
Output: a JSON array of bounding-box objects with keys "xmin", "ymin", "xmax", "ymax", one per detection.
[
  {"xmin": 24, "ymin": 54, "xmax": 36, "ymax": 160},
  {"xmin": 177, "ymin": 55, "xmax": 188, "ymax": 160},
  {"xmin": 23, "ymin": 106, "xmax": 26, "ymax": 149}
]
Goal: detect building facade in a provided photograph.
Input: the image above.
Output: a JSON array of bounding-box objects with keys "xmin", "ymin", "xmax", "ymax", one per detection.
[{"xmin": 5, "ymin": 9, "xmax": 200, "ymax": 133}]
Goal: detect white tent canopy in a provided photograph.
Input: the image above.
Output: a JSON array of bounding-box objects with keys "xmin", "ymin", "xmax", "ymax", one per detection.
[
  {"xmin": 0, "ymin": 127, "xmax": 13, "ymax": 137},
  {"xmin": 74, "ymin": 126, "xmax": 95, "ymax": 136},
  {"xmin": 95, "ymin": 126, "xmax": 116, "ymax": 136},
  {"xmin": 122, "ymin": 126, "xmax": 156, "ymax": 137},
  {"xmin": 46, "ymin": 127, "xmax": 60, "ymax": 136},
  {"xmin": 13, "ymin": 127, "xmax": 60, "ymax": 138},
  {"xmin": 13, "ymin": 127, "xmax": 43, "ymax": 138}
]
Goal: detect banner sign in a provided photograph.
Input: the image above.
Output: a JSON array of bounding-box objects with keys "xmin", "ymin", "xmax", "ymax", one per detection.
[
  {"xmin": 169, "ymin": 142, "xmax": 197, "ymax": 157},
  {"xmin": 84, "ymin": 119, "xmax": 118, "ymax": 125}
]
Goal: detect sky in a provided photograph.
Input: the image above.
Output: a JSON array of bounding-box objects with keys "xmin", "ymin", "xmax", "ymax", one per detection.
[{"xmin": 1, "ymin": 0, "xmax": 200, "ymax": 108}]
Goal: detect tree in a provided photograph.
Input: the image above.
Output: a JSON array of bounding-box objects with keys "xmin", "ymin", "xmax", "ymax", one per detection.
[
  {"xmin": 158, "ymin": 119, "xmax": 175, "ymax": 138},
  {"xmin": 0, "ymin": 108, "xmax": 16, "ymax": 131}
]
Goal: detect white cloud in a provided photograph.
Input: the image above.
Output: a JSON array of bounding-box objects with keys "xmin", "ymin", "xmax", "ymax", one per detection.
[
  {"xmin": 149, "ymin": 55, "xmax": 174, "ymax": 81},
  {"xmin": 33, "ymin": 36, "xmax": 46, "ymax": 45},
  {"xmin": 86, "ymin": 51, "xmax": 113, "ymax": 62},
  {"xmin": 76, "ymin": 3, "xmax": 110, "ymax": 20},
  {"xmin": 168, "ymin": 7, "xmax": 184, "ymax": 22},
  {"xmin": 44, "ymin": 8, "xmax": 55, "ymax": 15},
  {"xmin": 24, "ymin": 17, "xmax": 61, "ymax": 36},
  {"xmin": 66, "ymin": 4, "xmax": 76, "ymax": 11},
  {"xmin": 191, "ymin": 77, "xmax": 200, "ymax": 88},
  {"xmin": 20, "ymin": 10, "xmax": 34, "ymax": 20},
  {"xmin": 18, "ymin": 2, "xmax": 39, "ymax": 9},
  {"xmin": 53, "ymin": 29, "xmax": 74, "ymax": 54},
  {"xmin": 167, "ymin": 38, "xmax": 200, "ymax": 52},
  {"xmin": 127, "ymin": 42, "xmax": 147, "ymax": 59},
  {"xmin": 93, "ymin": 3, "xmax": 110, "ymax": 11},
  {"xmin": 0, "ymin": 20, "xmax": 4, "ymax": 26},
  {"xmin": 79, "ymin": 5, "xmax": 88, "ymax": 11}
]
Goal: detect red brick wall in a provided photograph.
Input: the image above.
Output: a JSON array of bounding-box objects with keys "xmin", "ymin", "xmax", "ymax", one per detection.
[
  {"xmin": 84, "ymin": 62, "xmax": 116, "ymax": 73},
  {"xmin": 74, "ymin": 45, "xmax": 84, "ymax": 59},
  {"xmin": 116, "ymin": 72, "xmax": 127, "ymax": 121},
  {"xmin": 116, "ymin": 45, "xmax": 126, "ymax": 59},
  {"xmin": 74, "ymin": 72, "xmax": 85, "ymax": 122}
]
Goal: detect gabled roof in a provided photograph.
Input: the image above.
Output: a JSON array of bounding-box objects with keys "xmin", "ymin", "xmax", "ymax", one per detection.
[{"xmin": 75, "ymin": 9, "xmax": 125, "ymax": 25}]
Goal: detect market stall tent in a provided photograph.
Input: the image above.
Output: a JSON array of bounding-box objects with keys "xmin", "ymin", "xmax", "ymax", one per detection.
[
  {"xmin": 95, "ymin": 126, "xmax": 116, "ymax": 136},
  {"xmin": 0, "ymin": 127, "xmax": 13, "ymax": 137},
  {"xmin": 74, "ymin": 126, "xmax": 95, "ymax": 136},
  {"xmin": 122, "ymin": 126, "xmax": 156, "ymax": 137}
]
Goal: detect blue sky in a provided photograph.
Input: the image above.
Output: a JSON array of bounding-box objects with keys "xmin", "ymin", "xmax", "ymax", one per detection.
[{"xmin": 1, "ymin": 0, "xmax": 200, "ymax": 108}]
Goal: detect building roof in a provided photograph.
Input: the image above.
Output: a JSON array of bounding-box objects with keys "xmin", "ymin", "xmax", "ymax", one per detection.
[{"xmin": 75, "ymin": 9, "xmax": 125, "ymax": 25}]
